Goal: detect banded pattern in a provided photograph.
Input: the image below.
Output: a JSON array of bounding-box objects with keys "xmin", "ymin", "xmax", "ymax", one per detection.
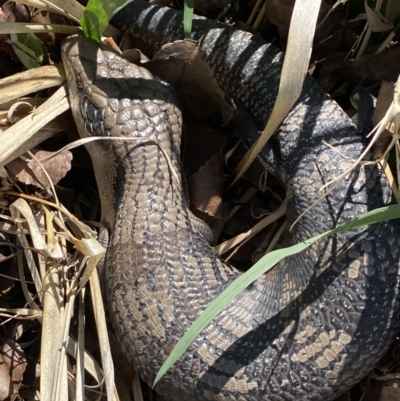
[{"xmin": 63, "ymin": 7, "xmax": 400, "ymax": 400}]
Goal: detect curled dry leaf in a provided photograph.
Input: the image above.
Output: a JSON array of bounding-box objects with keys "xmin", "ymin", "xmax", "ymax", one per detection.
[
  {"xmin": 118, "ymin": 31, "xmax": 156, "ymax": 57},
  {"xmin": 30, "ymin": 4, "xmax": 56, "ymax": 48},
  {"xmin": 189, "ymin": 153, "xmax": 225, "ymax": 220},
  {"xmin": 0, "ymin": 1, "xmax": 30, "ymax": 62},
  {"xmin": 0, "ymin": 2, "xmax": 29, "ymax": 24},
  {"xmin": 364, "ymin": 0, "xmax": 393, "ymax": 33},
  {"xmin": 6, "ymin": 149, "xmax": 73, "ymax": 189},
  {"xmin": 122, "ymin": 48, "xmax": 149, "ymax": 64},
  {"xmin": 373, "ymin": 81, "xmax": 395, "ymax": 158},
  {"xmin": 0, "ymin": 340, "xmax": 26, "ymax": 401},
  {"xmin": 334, "ymin": 48, "xmax": 400, "ymax": 86},
  {"xmin": 143, "ymin": 40, "xmax": 235, "ymax": 123}
]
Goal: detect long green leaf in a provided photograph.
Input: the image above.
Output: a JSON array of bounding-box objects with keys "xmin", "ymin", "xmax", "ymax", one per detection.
[
  {"xmin": 10, "ymin": 33, "xmax": 44, "ymax": 69},
  {"xmin": 154, "ymin": 203, "xmax": 400, "ymax": 385},
  {"xmin": 80, "ymin": 0, "xmax": 135, "ymax": 42}
]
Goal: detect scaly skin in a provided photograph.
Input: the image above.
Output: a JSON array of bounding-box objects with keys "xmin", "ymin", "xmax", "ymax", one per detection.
[{"xmin": 62, "ymin": 17, "xmax": 400, "ymax": 401}]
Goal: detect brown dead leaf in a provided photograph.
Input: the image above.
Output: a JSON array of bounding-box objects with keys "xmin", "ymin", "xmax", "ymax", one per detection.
[
  {"xmin": 334, "ymin": 48, "xmax": 400, "ymax": 86},
  {"xmin": 314, "ymin": 27, "xmax": 358, "ymax": 52},
  {"xmin": 183, "ymin": 123, "xmax": 230, "ymax": 237},
  {"xmin": 122, "ymin": 48, "xmax": 150, "ymax": 64},
  {"xmin": 264, "ymin": 0, "xmax": 342, "ymax": 44},
  {"xmin": 0, "ymin": 2, "xmax": 30, "ymax": 24},
  {"xmin": 0, "ymin": 1, "xmax": 30, "ymax": 75},
  {"xmin": 30, "ymin": 7, "xmax": 55, "ymax": 48},
  {"xmin": 0, "ymin": 340, "xmax": 27, "ymax": 401},
  {"xmin": 374, "ymin": 81, "xmax": 395, "ymax": 127},
  {"xmin": 364, "ymin": 0, "xmax": 393, "ymax": 32},
  {"xmin": 373, "ymin": 81, "xmax": 395, "ymax": 157},
  {"xmin": 118, "ymin": 31, "xmax": 157, "ymax": 57},
  {"xmin": 314, "ymin": 53, "xmax": 346, "ymax": 92},
  {"xmin": 143, "ymin": 40, "xmax": 235, "ymax": 123},
  {"xmin": 379, "ymin": 386, "xmax": 400, "ymax": 401},
  {"xmin": 6, "ymin": 149, "xmax": 73, "ymax": 189},
  {"xmin": 0, "ymin": 1, "xmax": 30, "ymax": 65},
  {"xmin": 183, "ymin": 123, "xmax": 226, "ymax": 172},
  {"xmin": 190, "ymin": 153, "xmax": 224, "ymax": 219}
]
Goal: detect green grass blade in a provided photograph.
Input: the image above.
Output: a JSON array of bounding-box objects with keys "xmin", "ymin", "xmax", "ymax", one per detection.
[
  {"xmin": 10, "ymin": 33, "xmax": 44, "ymax": 69},
  {"xmin": 183, "ymin": 0, "xmax": 194, "ymax": 39},
  {"xmin": 154, "ymin": 203, "xmax": 400, "ymax": 385},
  {"xmin": 80, "ymin": 0, "xmax": 134, "ymax": 42}
]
